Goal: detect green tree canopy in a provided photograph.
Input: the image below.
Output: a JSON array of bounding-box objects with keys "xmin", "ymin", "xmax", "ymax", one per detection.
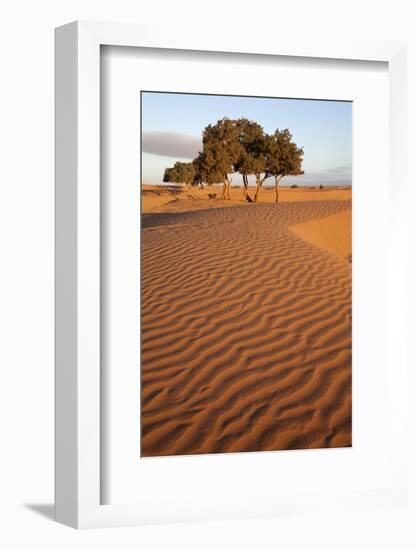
[
  {"xmin": 236, "ymin": 118, "xmax": 273, "ymax": 202},
  {"xmin": 192, "ymin": 151, "xmax": 223, "ymax": 187},
  {"xmin": 200, "ymin": 118, "xmax": 242, "ymax": 200},
  {"xmin": 162, "ymin": 118, "xmax": 304, "ymax": 202},
  {"xmin": 163, "ymin": 161, "xmax": 196, "ymax": 188},
  {"xmin": 235, "ymin": 118, "xmax": 266, "ymax": 202},
  {"xmin": 266, "ymin": 129, "xmax": 304, "ymax": 202}
]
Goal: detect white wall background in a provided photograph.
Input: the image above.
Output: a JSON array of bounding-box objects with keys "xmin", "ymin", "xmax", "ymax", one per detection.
[{"xmin": 0, "ymin": 1, "xmax": 416, "ymax": 548}]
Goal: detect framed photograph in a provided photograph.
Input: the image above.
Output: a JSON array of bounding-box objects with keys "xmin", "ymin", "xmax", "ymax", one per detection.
[{"xmin": 55, "ymin": 21, "xmax": 407, "ymax": 528}]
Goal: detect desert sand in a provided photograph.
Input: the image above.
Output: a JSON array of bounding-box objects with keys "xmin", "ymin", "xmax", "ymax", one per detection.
[{"xmin": 141, "ymin": 184, "xmax": 352, "ymax": 456}]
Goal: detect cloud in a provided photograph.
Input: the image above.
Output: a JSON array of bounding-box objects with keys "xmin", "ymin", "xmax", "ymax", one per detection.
[{"xmin": 142, "ymin": 131, "xmax": 202, "ymax": 159}]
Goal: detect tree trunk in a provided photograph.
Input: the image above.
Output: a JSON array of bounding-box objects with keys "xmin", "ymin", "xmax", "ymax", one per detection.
[
  {"xmin": 242, "ymin": 174, "xmax": 253, "ymax": 202},
  {"xmin": 221, "ymin": 179, "xmax": 227, "ymax": 199},
  {"xmin": 242, "ymin": 174, "xmax": 247, "ymax": 200},
  {"xmin": 253, "ymin": 176, "xmax": 263, "ymax": 202},
  {"xmin": 222, "ymin": 177, "xmax": 231, "ymax": 200},
  {"xmin": 274, "ymin": 176, "xmax": 282, "ymax": 203}
]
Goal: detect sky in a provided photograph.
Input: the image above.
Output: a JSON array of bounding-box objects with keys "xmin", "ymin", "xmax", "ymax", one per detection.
[{"xmin": 141, "ymin": 91, "xmax": 352, "ymax": 187}]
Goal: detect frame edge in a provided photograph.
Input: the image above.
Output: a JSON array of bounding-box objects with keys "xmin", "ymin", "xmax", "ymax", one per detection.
[
  {"xmin": 54, "ymin": 19, "xmax": 408, "ymax": 529},
  {"xmin": 55, "ymin": 21, "xmax": 79, "ymax": 529}
]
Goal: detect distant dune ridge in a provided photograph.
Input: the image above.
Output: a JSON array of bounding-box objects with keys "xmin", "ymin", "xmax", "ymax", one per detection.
[{"xmin": 141, "ymin": 185, "xmax": 352, "ymax": 456}]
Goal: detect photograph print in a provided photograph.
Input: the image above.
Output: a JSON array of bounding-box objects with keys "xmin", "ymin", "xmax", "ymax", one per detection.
[{"xmin": 140, "ymin": 91, "xmax": 352, "ymax": 457}]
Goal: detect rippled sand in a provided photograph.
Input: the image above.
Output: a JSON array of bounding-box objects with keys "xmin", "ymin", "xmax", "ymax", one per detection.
[{"xmin": 141, "ymin": 187, "xmax": 352, "ymax": 456}]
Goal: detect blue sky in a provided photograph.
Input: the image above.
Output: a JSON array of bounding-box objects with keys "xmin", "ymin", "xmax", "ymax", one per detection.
[{"xmin": 141, "ymin": 91, "xmax": 352, "ymax": 186}]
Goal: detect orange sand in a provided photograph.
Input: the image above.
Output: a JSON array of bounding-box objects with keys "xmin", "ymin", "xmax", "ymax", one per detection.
[
  {"xmin": 290, "ymin": 210, "xmax": 352, "ymax": 261},
  {"xmin": 141, "ymin": 184, "xmax": 352, "ymax": 456},
  {"xmin": 141, "ymin": 184, "xmax": 352, "ymax": 213}
]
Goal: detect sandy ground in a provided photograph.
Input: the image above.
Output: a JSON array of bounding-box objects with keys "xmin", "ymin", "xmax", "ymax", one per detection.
[
  {"xmin": 141, "ymin": 185, "xmax": 352, "ymax": 456},
  {"xmin": 142, "ymin": 184, "xmax": 352, "ymax": 213}
]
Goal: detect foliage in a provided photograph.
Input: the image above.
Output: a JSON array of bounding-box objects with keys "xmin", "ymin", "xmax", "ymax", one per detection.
[
  {"xmin": 201, "ymin": 118, "xmax": 242, "ymax": 179},
  {"xmin": 162, "ymin": 117, "xmax": 304, "ymax": 201},
  {"xmin": 235, "ymin": 118, "xmax": 269, "ymax": 201},
  {"xmin": 266, "ymin": 128, "xmax": 304, "ymax": 202},
  {"xmin": 192, "ymin": 151, "xmax": 222, "ymax": 186},
  {"xmin": 236, "ymin": 119, "xmax": 268, "ymax": 176},
  {"xmin": 163, "ymin": 161, "xmax": 196, "ymax": 187},
  {"xmin": 266, "ymin": 129, "xmax": 304, "ymax": 180},
  {"xmin": 199, "ymin": 118, "xmax": 243, "ymax": 199}
]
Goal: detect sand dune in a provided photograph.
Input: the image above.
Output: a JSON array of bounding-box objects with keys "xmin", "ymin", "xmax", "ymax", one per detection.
[
  {"xmin": 290, "ymin": 210, "xmax": 352, "ymax": 261},
  {"xmin": 141, "ymin": 193, "xmax": 352, "ymax": 457}
]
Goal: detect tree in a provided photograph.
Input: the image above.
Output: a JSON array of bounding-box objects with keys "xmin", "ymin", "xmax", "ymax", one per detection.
[
  {"xmin": 236, "ymin": 118, "xmax": 271, "ymax": 203},
  {"xmin": 163, "ymin": 161, "xmax": 196, "ymax": 189},
  {"xmin": 163, "ymin": 167, "xmax": 173, "ymax": 183},
  {"xmin": 201, "ymin": 118, "xmax": 242, "ymax": 200},
  {"xmin": 192, "ymin": 151, "xmax": 222, "ymax": 188},
  {"xmin": 250, "ymin": 131, "xmax": 270, "ymax": 203},
  {"xmin": 181, "ymin": 162, "xmax": 197, "ymax": 188},
  {"xmin": 192, "ymin": 153, "xmax": 205, "ymax": 188},
  {"xmin": 165, "ymin": 119, "xmax": 304, "ymax": 205},
  {"xmin": 266, "ymin": 129, "xmax": 304, "ymax": 203},
  {"xmin": 235, "ymin": 119, "xmax": 264, "ymax": 202}
]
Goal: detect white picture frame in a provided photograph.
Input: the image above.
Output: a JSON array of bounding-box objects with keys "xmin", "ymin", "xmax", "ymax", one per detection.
[{"xmin": 55, "ymin": 20, "xmax": 407, "ymax": 529}]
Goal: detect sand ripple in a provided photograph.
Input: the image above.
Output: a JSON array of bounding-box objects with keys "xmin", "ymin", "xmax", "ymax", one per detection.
[{"xmin": 141, "ymin": 200, "xmax": 352, "ymax": 456}]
